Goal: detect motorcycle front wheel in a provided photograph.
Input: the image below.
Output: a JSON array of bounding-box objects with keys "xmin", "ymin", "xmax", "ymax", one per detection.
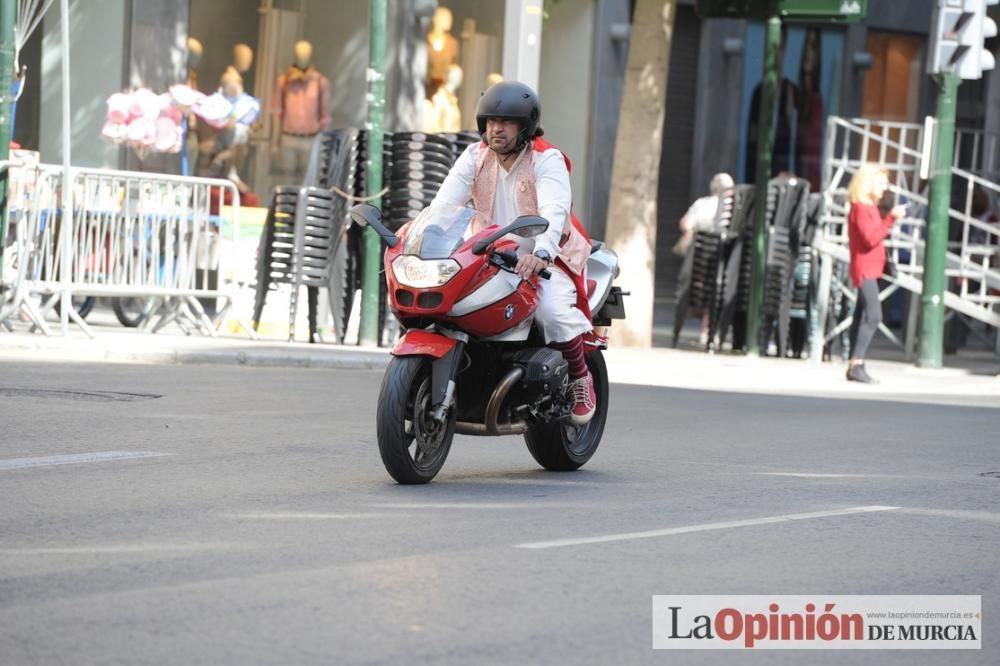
[
  {"xmin": 376, "ymin": 355, "xmax": 455, "ymax": 484},
  {"xmin": 524, "ymin": 349, "xmax": 609, "ymax": 471}
]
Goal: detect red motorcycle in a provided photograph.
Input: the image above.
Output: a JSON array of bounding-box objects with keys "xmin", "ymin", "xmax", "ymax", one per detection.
[{"xmin": 350, "ymin": 203, "xmax": 626, "ymax": 484}]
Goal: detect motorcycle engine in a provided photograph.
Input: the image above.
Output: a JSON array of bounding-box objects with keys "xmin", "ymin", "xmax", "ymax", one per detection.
[{"xmin": 511, "ymin": 347, "xmax": 568, "ymax": 403}]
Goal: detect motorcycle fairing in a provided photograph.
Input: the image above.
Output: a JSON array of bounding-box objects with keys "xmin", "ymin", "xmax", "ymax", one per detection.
[{"xmin": 392, "ymin": 329, "xmax": 457, "ymax": 358}]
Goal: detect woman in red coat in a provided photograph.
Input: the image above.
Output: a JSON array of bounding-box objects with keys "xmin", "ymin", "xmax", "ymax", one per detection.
[{"xmin": 845, "ymin": 164, "xmax": 907, "ymax": 383}]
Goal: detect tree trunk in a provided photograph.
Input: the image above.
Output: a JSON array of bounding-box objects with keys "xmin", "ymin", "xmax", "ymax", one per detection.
[{"xmin": 604, "ymin": 0, "xmax": 676, "ymax": 348}]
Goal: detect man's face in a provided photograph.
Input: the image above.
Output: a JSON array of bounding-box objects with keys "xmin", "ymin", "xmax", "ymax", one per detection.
[{"xmin": 485, "ymin": 117, "xmax": 521, "ymax": 153}]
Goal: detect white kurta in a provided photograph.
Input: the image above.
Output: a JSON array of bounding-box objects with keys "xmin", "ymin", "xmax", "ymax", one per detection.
[{"xmin": 432, "ymin": 142, "xmax": 592, "ymax": 343}]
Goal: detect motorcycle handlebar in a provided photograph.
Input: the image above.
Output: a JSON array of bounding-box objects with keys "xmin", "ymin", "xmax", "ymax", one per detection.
[{"xmin": 494, "ymin": 250, "xmax": 550, "ymax": 280}]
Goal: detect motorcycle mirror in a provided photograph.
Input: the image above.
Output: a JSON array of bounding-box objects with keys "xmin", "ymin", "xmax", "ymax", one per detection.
[
  {"xmin": 509, "ymin": 215, "xmax": 549, "ymax": 238},
  {"xmin": 471, "ymin": 215, "xmax": 550, "ymax": 254},
  {"xmin": 350, "ymin": 203, "xmax": 399, "ymax": 248}
]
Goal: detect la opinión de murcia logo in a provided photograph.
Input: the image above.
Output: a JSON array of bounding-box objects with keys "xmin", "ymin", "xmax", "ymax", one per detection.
[
  {"xmin": 665, "ymin": 604, "xmax": 977, "ymax": 648},
  {"xmin": 652, "ymin": 596, "xmax": 981, "ymax": 650}
]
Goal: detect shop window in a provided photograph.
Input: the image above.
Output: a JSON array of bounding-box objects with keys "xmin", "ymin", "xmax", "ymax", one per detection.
[
  {"xmin": 738, "ymin": 24, "xmax": 845, "ymax": 191},
  {"xmin": 423, "ymin": 3, "xmax": 504, "ymax": 133}
]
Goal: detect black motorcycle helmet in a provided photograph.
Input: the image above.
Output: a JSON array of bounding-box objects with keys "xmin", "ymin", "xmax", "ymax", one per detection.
[{"xmin": 475, "ymin": 81, "xmax": 542, "ymax": 153}]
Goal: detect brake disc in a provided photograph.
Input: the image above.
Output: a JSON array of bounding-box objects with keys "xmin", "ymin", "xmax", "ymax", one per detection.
[{"xmin": 413, "ymin": 379, "xmax": 445, "ymax": 456}]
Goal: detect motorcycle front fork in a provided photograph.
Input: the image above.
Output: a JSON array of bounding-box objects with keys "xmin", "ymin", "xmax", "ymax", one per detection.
[{"xmin": 429, "ymin": 340, "xmax": 464, "ymax": 423}]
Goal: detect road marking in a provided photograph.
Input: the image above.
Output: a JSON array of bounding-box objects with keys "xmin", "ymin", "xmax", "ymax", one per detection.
[
  {"xmin": 0, "ymin": 450, "xmax": 169, "ymax": 471},
  {"xmin": 896, "ymin": 508, "xmax": 1000, "ymax": 524},
  {"xmin": 514, "ymin": 505, "xmax": 900, "ymax": 550},
  {"xmin": 756, "ymin": 472, "xmax": 894, "ymax": 479},
  {"xmin": 226, "ymin": 512, "xmax": 402, "ymax": 520},
  {"xmin": 0, "ymin": 543, "xmax": 236, "ymax": 556},
  {"xmin": 372, "ymin": 502, "xmax": 578, "ymax": 510}
]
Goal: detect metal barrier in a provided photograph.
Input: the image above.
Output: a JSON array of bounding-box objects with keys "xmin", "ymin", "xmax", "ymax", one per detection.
[{"xmin": 0, "ymin": 161, "xmax": 256, "ymax": 337}]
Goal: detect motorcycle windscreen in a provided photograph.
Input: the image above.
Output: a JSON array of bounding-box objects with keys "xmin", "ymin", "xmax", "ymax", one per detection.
[{"xmin": 402, "ymin": 204, "xmax": 485, "ymax": 259}]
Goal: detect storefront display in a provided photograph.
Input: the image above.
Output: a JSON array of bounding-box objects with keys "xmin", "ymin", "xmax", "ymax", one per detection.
[
  {"xmin": 427, "ymin": 7, "xmax": 460, "ymax": 89},
  {"xmin": 739, "ymin": 24, "xmax": 844, "ymax": 191},
  {"xmin": 271, "ymin": 40, "xmax": 332, "ymax": 183}
]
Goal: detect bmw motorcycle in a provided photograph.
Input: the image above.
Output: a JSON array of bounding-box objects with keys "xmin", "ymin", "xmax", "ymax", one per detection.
[{"xmin": 350, "ymin": 203, "xmax": 626, "ymax": 484}]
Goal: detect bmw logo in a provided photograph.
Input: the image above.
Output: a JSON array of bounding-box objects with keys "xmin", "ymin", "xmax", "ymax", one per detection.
[{"xmin": 504, "ymin": 304, "xmax": 515, "ymax": 320}]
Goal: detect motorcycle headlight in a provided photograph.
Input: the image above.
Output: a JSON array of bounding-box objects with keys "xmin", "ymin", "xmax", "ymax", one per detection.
[{"xmin": 392, "ymin": 256, "xmax": 461, "ymax": 289}]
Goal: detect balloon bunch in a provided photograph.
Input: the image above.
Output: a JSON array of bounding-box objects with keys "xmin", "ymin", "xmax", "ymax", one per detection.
[{"xmin": 102, "ymin": 85, "xmax": 261, "ymax": 157}]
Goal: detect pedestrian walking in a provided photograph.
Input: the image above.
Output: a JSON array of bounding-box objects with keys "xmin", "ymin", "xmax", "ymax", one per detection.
[{"xmin": 846, "ymin": 163, "xmax": 907, "ymax": 383}]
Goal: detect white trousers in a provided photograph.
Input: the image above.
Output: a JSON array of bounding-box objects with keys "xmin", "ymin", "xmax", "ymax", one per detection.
[{"xmin": 535, "ymin": 265, "xmax": 593, "ymax": 344}]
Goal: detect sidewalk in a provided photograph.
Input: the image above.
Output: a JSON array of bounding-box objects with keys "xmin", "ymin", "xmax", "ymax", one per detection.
[{"xmin": 1, "ymin": 323, "xmax": 997, "ymax": 408}]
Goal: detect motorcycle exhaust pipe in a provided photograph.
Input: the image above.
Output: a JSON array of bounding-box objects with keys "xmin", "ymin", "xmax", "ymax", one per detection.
[{"xmin": 454, "ymin": 367, "xmax": 528, "ymax": 436}]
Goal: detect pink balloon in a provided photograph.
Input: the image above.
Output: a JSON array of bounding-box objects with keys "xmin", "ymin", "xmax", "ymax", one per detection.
[
  {"xmin": 106, "ymin": 92, "xmax": 131, "ymax": 124},
  {"xmin": 154, "ymin": 116, "xmax": 181, "ymax": 152},
  {"xmin": 169, "ymin": 83, "xmax": 204, "ymax": 109}
]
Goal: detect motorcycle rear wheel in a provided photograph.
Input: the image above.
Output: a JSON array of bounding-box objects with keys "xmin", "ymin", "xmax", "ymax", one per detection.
[
  {"xmin": 376, "ymin": 355, "xmax": 455, "ymax": 484},
  {"xmin": 524, "ymin": 350, "xmax": 609, "ymax": 471}
]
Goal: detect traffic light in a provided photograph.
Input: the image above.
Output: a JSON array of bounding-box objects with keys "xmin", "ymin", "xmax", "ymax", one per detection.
[{"xmin": 928, "ymin": 0, "xmax": 999, "ymax": 79}]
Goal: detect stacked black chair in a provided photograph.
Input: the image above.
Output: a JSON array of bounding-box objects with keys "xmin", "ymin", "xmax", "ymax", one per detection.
[
  {"xmin": 255, "ymin": 128, "xmax": 474, "ymax": 346},
  {"xmin": 386, "ymin": 131, "xmax": 455, "ymax": 231},
  {"xmin": 712, "ymin": 185, "xmax": 756, "ymax": 351},
  {"xmin": 288, "ymin": 188, "xmax": 339, "ymax": 342},
  {"xmin": 252, "ymin": 186, "xmax": 299, "ymax": 332},
  {"xmin": 254, "ymin": 130, "xmax": 359, "ymax": 343},
  {"xmin": 788, "ymin": 193, "xmax": 825, "ymax": 357},
  {"xmin": 757, "ymin": 176, "xmax": 810, "ymax": 356},
  {"xmin": 672, "ymin": 185, "xmax": 754, "ymax": 350}
]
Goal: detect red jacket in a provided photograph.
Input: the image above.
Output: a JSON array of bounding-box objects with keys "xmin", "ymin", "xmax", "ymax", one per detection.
[{"xmin": 848, "ymin": 202, "xmax": 893, "ymax": 287}]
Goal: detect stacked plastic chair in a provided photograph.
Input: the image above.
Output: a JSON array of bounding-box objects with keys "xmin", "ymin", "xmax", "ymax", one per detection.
[
  {"xmin": 758, "ymin": 176, "xmax": 810, "ymax": 356},
  {"xmin": 709, "ymin": 185, "xmax": 756, "ymax": 349},
  {"xmin": 672, "ymin": 185, "xmax": 755, "ymax": 350},
  {"xmin": 253, "ymin": 130, "xmax": 358, "ymax": 342},
  {"xmin": 386, "ymin": 132, "xmax": 455, "ymax": 232},
  {"xmin": 252, "ymin": 186, "xmax": 299, "ymax": 332},
  {"xmin": 788, "ymin": 193, "xmax": 825, "ymax": 357}
]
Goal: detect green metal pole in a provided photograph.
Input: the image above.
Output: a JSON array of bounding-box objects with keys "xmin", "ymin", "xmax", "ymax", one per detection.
[
  {"xmin": 360, "ymin": 0, "xmax": 386, "ymax": 346},
  {"xmin": 917, "ymin": 72, "xmax": 959, "ymax": 369},
  {"xmin": 0, "ymin": 0, "xmax": 15, "ymax": 282},
  {"xmin": 746, "ymin": 16, "xmax": 780, "ymax": 356}
]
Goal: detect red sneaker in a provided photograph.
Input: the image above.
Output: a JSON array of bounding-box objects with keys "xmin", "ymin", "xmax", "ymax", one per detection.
[{"xmin": 568, "ymin": 372, "xmax": 597, "ymax": 425}]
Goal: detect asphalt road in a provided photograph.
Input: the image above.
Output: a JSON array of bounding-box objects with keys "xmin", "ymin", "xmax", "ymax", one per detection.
[{"xmin": 1, "ymin": 360, "xmax": 997, "ymax": 665}]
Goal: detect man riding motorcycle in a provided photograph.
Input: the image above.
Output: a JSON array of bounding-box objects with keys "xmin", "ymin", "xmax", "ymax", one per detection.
[{"xmin": 430, "ymin": 81, "xmax": 597, "ymax": 425}]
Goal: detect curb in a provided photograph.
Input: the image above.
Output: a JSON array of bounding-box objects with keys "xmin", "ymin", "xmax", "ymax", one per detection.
[{"xmin": 0, "ymin": 338, "xmax": 393, "ymax": 371}]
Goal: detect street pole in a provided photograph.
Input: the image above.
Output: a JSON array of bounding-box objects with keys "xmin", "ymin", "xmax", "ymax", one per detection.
[
  {"xmin": 746, "ymin": 15, "xmax": 780, "ymax": 356},
  {"xmin": 0, "ymin": 0, "xmax": 15, "ymax": 282},
  {"xmin": 917, "ymin": 71, "xmax": 959, "ymax": 369},
  {"xmin": 359, "ymin": 0, "xmax": 386, "ymax": 347}
]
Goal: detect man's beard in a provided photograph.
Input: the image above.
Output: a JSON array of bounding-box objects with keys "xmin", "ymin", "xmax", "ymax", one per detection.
[{"xmin": 489, "ymin": 133, "xmax": 521, "ymax": 156}]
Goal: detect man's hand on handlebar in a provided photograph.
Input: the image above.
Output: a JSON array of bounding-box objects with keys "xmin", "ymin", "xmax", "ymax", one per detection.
[{"xmin": 515, "ymin": 253, "xmax": 550, "ymax": 279}]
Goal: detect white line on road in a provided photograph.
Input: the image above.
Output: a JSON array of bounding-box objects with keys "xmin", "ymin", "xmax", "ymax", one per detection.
[
  {"xmin": 0, "ymin": 451, "xmax": 169, "ymax": 471},
  {"xmin": 755, "ymin": 472, "xmax": 894, "ymax": 479},
  {"xmin": 372, "ymin": 502, "xmax": 579, "ymax": 510},
  {"xmin": 226, "ymin": 512, "xmax": 403, "ymax": 520},
  {"xmin": 896, "ymin": 508, "xmax": 1000, "ymax": 524},
  {"xmin": 514, "ymin": 505, "xmax": 900, "ymax": 550},
  {"xmin": 0, "ymin": 543, "xmax": 237, "ymax": 556}
]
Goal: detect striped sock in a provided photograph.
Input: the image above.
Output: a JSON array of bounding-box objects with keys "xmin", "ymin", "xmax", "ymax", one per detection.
[{"xmin": 552, "ymin": 335, "xmax": 588, "ymax": 380}]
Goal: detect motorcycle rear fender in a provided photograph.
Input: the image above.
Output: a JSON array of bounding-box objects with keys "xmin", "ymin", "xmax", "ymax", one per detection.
[{"xmin": 392, "ymin": 329, "xmax": 457, "ymax": 359}]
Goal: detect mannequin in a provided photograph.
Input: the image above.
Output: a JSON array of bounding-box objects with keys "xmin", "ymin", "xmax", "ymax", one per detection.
[
  {"xmin": 427, "ymin": 7, "xmax": 459, "ymax": 88},
  {"xmin": 186, "ymin": 37, "xmax": 203, "ymax": 89},
  {"xmin": 224, "ymin": 43, "xmax": 254, "ymax": 84},
  {"xmin": 272, "ymin": 40, "xmax": 331, "ymax": 182},
  {"xmin": 185, "ymin": 38, "xmax": 204, "ymax": 172},
  {"xmin": 425, "ymin": 64, "xmax": 462, "ymax": 133}
]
